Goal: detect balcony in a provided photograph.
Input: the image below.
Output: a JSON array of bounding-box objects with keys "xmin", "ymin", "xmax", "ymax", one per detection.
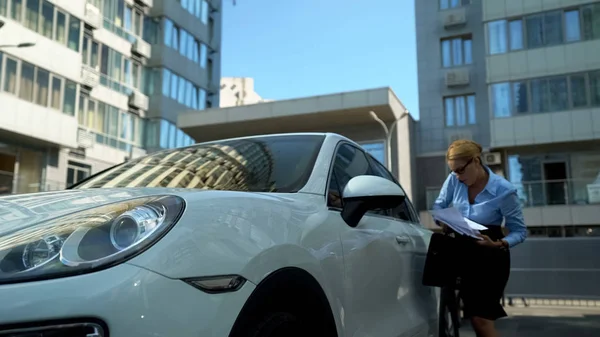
[
  {"xmin": 81, "ymin": 65, "xmax": 100, "ymax": 88},
  {"xmin": 84, "ymin": 2, "xmax": 102, "ymax": 29},
  {"xmin": 132, "ymin": 39, "xmax": 151, "ymax": 59},
  {"xmin": 445, "ymin": 68, "xmax": 470, "ymax": 87},
  {"xmin": 442, "ymin": 7, "xmax": 467, "ymax": 29},
  {"xmin": 129, "ymin": 90, "xmax": 150, "ymax": 110},
  {"xmin": 425, "ymin": 178, "xmax": 600, "ymax": 210}
]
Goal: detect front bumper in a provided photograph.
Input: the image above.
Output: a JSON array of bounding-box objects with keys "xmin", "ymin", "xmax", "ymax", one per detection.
[{"xmin": 0, "ymin": 263, "xmax": 256, "ymax": 336}]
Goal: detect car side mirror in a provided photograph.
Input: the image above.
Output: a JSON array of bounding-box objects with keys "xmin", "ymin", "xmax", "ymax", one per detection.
[{"xmin": 340, "ymin": 175, "xmax": 406, "ymax": 228}]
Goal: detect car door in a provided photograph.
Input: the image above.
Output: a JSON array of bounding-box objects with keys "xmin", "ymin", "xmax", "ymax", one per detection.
[
  {"xmin": 367, "ymin": 156, "xmax": 438, "ymax": 337},
  {"xmin": 325, "ymin": 142, "xmax": 416, "ymax": 337}
]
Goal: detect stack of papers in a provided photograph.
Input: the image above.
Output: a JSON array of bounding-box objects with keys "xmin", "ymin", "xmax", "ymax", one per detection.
[{"xmin": 430, "ymin": 207, "xmax": 488, "ymax": 240}]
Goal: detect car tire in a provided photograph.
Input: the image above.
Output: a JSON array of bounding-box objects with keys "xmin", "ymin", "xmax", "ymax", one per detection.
[{"xmin": 249, "ymin": 312, "xmax": 305, "ymax": 337}]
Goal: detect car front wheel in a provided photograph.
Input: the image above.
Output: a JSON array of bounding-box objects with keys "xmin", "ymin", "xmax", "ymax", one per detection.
[{"xmin": 249, "ymin": 312, "xmax": 305, "ymax": 337}]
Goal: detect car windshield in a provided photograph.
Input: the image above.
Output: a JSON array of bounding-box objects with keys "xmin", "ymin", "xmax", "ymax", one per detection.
[{"xmin": 73, "ymin": 135, "xmax": 325, "ymax": 193}]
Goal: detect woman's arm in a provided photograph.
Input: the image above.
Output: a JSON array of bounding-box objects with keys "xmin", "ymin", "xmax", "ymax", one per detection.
[
  {"xmin": 500, "ymin": 189, "xmax": 527, "ymax": 248},
  {"xmin": 432, "ymin": 174, "xmax": 455, "ymax": 211}
]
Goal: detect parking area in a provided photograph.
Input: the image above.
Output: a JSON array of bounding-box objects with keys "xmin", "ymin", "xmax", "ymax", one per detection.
[{"xmin": 460, "ymin": 306, "xmax": 600, "ymax": 336}]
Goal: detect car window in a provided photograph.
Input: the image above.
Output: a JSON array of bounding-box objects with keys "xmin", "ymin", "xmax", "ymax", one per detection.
[
  {"xmin": 366, "ymin": 154, "xmax": 418, "ymax": 223},
  {"xmin": 73, "ymin": 135, "xmax": 325, "ymax": 193},
  {"xmin": 327, "ymin": 143, "xmax": 387, "ymax": 216}
]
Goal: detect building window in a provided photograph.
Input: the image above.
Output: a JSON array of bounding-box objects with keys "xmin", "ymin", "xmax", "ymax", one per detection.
[
  {"xmin": 35, "ymin": 68, "xmax": 50, "ymax": 106},
  {"xmin": 55, "ymin": 10, "xmax": 67, "ymax": 44},
  {"xmin": 440, "ymin": 0, "xmax": 469, "ymax": 10},
  {"xmin": 582, "ymin": 3, "xmax": 600, "ymax": 40},
  {"xmin": 50, "ymin": 75, "xmax": 62, "ymax": 110},
  {"xmin": 161, "ymin": 68, "xmax": 208, "ymax": 110},
  {"xmin": 39, "ymin": 1, "xmax": 53, "ymax": 39},
  {"xmin": 444, "ymin": 94, "xmax": 476, "ymax": 126},
  {"xmin": 491, "ymin": 71, "xmax": 600, "ymax": 117},
  {"xmin": 488, "ymin": 20, "xmax": 507, "ymax": 54},
  {"xmin": 10, "ymin": 0, "xmax": 22, "ymax": 21},
  {"xmin": 67, "ymin": 161, "xmax": 91, "ymax": 188},
  {"xmin": 146, "ymin": 118, "xmax": 195, "ymax": 150},
  {"xmin": 201, "ymin": 0, "xmax": 209, "ymax": 24},
  {"xmin": 24, "ymin": 0, "xmax": 39, "ymax": 31},
  {"xmin": 3, "ymin": 57, "xmax": 18, "ymax": 95},
  {"xmin": 488, "ymin": 5, "xmax": 600, "ymax": 54},
  {"xmin": 441, "ymin": 36, "xmax": 472, "ymax": 68},
  {"xmin": 67, "ymin": 16, "xmax": 81, "ymax": 52},
  {"xmin": 19, "ymin": 61, "xmax": 35, "ymax": 101},
  {"xmin": 163, "ymin": 18, "xmax": 211, "ymax": 68},
  {"xmin": 509, "ymin": 20, "xmax": 523, "ymax": 50}
]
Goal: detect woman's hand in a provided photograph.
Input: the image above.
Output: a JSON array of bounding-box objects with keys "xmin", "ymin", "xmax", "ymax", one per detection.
[{"xmin": 477, "ymin": 234, "xmax": 503, "ymax": 248}]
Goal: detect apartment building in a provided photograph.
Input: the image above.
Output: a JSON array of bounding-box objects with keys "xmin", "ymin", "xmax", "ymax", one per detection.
[
  {"xmin": 219, "ymin": 77, "xmax": 272, "ymax": 107},
  {"xmin": 0, "ymin": 0, "xmax": 222, "ymax": 195},
  {"xmin": 415, "ymin": 0, "xmax": 600, "ymax": 237}
]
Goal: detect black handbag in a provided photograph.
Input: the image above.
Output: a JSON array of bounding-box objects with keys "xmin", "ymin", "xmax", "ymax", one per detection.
[{"xmin": 422, "ymin": 232, "xmax": 462, "ymax": 288}]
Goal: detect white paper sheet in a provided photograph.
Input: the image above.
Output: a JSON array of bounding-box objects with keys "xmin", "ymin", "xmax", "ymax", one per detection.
[{"xmin": 429, "ymin": 207, "xmax": 488, "ymax": 240}]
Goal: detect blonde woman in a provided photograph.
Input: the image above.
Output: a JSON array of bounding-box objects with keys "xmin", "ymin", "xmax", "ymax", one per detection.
[{"xmin": 433, "ymin": 140, "xmax": 527, "ymax": 337}]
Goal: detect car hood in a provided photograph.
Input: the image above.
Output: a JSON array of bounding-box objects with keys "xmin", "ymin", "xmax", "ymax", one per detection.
[{"xmin": 0, "ymin": 188, "xmax": 201, "ymax": 235}]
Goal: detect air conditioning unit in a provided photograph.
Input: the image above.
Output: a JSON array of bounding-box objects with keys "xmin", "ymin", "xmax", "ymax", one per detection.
[
  {"xmin": 445, "ymin": 69, "xmax": 470, "ymax": 87},
  {"xmin": 81, "ymin": 65, "xmax": 99, "ymax": 88},
  {"xmin": 482, "ymin": 152, "xmax": 502, "ymax": 166},
  {"xmin": 77, "ymin": 129, "xmax": 95, "ymax": 149},
  {"xmin": 129, "ymin": 90, "xmax": 149, "ymax": 110},
  {"xmin": 132, "ymin": 39, "xmax": 151, "ymax": 59},
  {"xmin": 443, "ymin": 8, "xmax": 467, "ymax": 29},
  {"xmin": 84, "ymin": 3, "xmax": 102, "ymax": 29}
]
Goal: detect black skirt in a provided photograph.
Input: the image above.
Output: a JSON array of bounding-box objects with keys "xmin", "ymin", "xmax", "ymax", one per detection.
[{"xmin": 458, "ymin": 226, "xmax": 511, "ymax": 321}]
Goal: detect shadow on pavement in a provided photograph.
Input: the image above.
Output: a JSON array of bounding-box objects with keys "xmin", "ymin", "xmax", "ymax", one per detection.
[{"xmin": 459, "ymin": 308, "xmax": 600, "ymax": 337}]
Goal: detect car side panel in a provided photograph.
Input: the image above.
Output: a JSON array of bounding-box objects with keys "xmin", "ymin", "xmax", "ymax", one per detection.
[{"xmin": 127, "ymin": 192, "xmax": 347, "ymax": 336}]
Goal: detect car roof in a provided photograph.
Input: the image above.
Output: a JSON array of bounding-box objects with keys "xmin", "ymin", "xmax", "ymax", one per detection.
[{"xmin": 194, "ymin": 132, "xmax": 354, "ymax": 146}]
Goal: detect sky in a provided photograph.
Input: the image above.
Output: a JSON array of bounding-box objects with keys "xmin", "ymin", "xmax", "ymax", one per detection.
[{"xmin": 220, "ymin": 0, "xmax": 420, "ymax": 119}]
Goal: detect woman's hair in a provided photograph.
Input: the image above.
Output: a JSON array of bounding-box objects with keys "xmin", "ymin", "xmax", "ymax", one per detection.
[{"xmin": 446, "ymin": 139, "xmax": 483, "ymax": 161}]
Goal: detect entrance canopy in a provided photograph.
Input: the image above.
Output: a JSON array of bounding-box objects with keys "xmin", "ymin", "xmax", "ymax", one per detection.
[{"xmin": 178, "ymin": 87, "xmax": 408, "ymax": 142}]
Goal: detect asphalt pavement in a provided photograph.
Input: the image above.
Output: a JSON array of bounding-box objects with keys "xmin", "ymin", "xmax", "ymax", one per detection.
[{"xmin": 459, "ymin": 306, "xmax": 600, "ymax": 336}]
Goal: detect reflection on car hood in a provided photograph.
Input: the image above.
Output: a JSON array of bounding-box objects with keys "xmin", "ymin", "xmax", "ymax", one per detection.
[{"xmin": 0, "ymin": 188, "xmax": 199, "ymax": 235}]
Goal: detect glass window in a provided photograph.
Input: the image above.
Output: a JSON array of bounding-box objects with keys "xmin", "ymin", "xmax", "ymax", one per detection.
[
  {"xmin": 565, "ymin": 10, "xmax": 582, "ymax": 42},
  {"xmin": 526, "ymin": 15, "xmax": 544, "ymax": 48},
  {"xmin": 55, "ymin": 10, "xmax": 67, "ymax": 44},
  {"xmin": 120, "ymin": 112, "xmax": 133, "ymax": 140},
  {"xmin": 361, "ymin": 142, "xmax": 385, "ymax": 166},
  {"xmin": 107, "ymin": 106, "xmax": 119, "ymax": 136},
  {"xmin": 488, "ymin": 20, "xmax": 507, "ymax": 54},
  {"xmin": 170, "ymin": 72, "xmax": 178, "ymax": 100},
  {"xmin": 186, "ymin": 34, "xmax": 194, "ymax": 60},
  {"xmin": 34, "ymin": 68, "xmax": 49, "ymax": 106},
  {"xmin": 199, "ymin": 88, "xmax": 207, "ymax": 110},
  {"xmin": 513, "ymin": 81, "xmax": 528, "ymax": 114},
  {"xmin": 444, "ymin": 97, "xmax": 454, "ymax": 126},
  {"xmin": 10, "ymin": 0, "xmax": 22, "ymax": 21},
  {"xmin": 491, "ymin": 82, "xmax": 511, "ymax": 117},
  {"xmin": 162, "ymin": 68, "xmax": 171, "ymax": 96},
  {"xmin": 78, "ymin": 96, "xmax": 86, "ymax": 125},
  {"xmin": 582, "ymin": 4, "xmax": 600, "ymax": 40},
  {"xmin": 134, "ymin": 9, "xmax": 143, "ymax": 36},
  {"xmin": 544, "ymin": 11, "xmax": 563, "ymax": 46},
  {"xmin": 591, "ymin": 71, "xmax": 600, "ymax": 106},
  {"xmin": 63, "ymin": 80, "xmax": 77, "ymax": 116},
  {"xmin": 86, "ymin": 100, "xmax": 96, "ymax": 129},
  {"xmin": 68, "ymin": 16, "xmax": 81, "ymax": 52},
  {"xmin": 467, "ymin": 95, "xmax": 476, "ymax": 124},
  {"xmin": 509, "ymin": 20, "xmax": 523, "ymax": 50},
  {"xmin": 171, "ymin": 25, "xmax": 179, "ymax": 50},
  {"xmin": 194, "ymin": 0, "xmax": 201, "ymax": 17},
  {"xmin": 159, "ymin": 119, "xmax": 170, "ymax": 148},
  {"xmin": 3, "ymin": 57, "xmax": 18, "ymax": 95},
  {"xmin": 191, "ymin": 86, "xmax": 198, "ymax": 109},
  {"xmin": 82, "ymin": 37, "xmax": 90, "ymax": 65},
  {"xmin": 164, "ymin": 19, "xmax": 174, "ymax": 47},
  {"xmin": 530, "ymin": 79, "xmax": 549, "ymax": 113},
  {"xmin": 124, "ymin": 59, "xmax": 132, "ymax": 86},
  {"xmin": 441, "ymin": 39, "xmax": 451, "ymax": 68},
  {"xmin": 24, "ymin": 0, "xmax": 39, "ymax": 31},
  {"xmin": 192, "ymin": 40, "xmax": 199, "ymax": 63},
  {"xmin": 124, "ymin": 5, "xmax": 132, "ymax": 31},
  {"xmin": 19, "ymin": 62, "xmax": 35, "ymax": 101},
  {"xmin": 463, "ymin": 39, "xmax": 472, "ymax": 64},
  {"xmin": 570, "ymin": 74, "xmax": 588, "ymax": 107},
  {"xmin": 201, "ymin": 0, "xmax": 209, "ymax": 24},
  {"xmin": 100, "ymin": 46, "xmax": 109, "ymax": 75},
  {"xmin": 91, "ymin": 41, "xmax": 99, "ymax": 70},
  {"xmin": 178, "ymin": 77, "xmax": 186, "ymax": 103},
  {"xmin": 180, "ymin": 30, "xmax": 188, "ymax": 56},
  {"xmin": 455, "ymin": 95, "xmax": 466, "ymax": 126},
  {"xmin": 548, "ymin": 77, "xmax": 567, "ymax": 111},
  {"xmin": 200, "ymin": 43, "xmax": 208, "ymax": 68},
  {"xmin": 50, "ymin": 76, "xmax": 62, "ymax": 110},
  {"xmin": 185, "ymin": 81, "xmax": 193, "ymax": 107},
  {"xmin": 451, "ymin": 38, "xmax": 463, "ymax": 66},
  {"xmin": 39, "ymin": 1, "xmax": 53, "ymax": 39},
  {"xmin": 95, "ymin": 103, "xmax": 105, "ymax": 133}
]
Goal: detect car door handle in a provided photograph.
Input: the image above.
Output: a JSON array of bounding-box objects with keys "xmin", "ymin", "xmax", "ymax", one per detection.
[{"xmin": 396, "ymin": 235, "xmax": 411, "ymax": 244}]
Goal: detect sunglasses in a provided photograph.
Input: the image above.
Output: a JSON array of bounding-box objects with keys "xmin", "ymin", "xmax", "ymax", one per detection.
[{"xmin": 451, "ymin": 157, "xmax": 474, "ymax": 175}]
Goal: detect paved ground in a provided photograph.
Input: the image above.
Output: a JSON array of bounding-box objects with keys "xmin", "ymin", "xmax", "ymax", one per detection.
[{"xmin": 459, "ymin": 306, "xmax": 600, "ymax": 336}]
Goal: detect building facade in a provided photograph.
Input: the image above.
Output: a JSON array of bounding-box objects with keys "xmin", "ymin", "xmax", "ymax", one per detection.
[
  {"xmin": 415, "ymin": 0, "xmax": 600, "ymax": 237},
  {"xmin": 220, "ymin": 77, "xmax": 272, "ymax": 107},
  {"xmin": 0, "ymin": 0, "xmax": 222, "ymax": 195}
]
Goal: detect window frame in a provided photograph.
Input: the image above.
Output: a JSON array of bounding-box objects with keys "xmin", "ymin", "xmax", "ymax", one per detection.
[
  {"xmin": 443, "ymin": 93, "xmax": 476, "ymax": 127},
  {"xmin": 441, "ymin": 35, "xmax": 473, "ymax": 68},
  {"xmin": 325, "ymin": 141, "xmax": 420, "ymax": 224}
]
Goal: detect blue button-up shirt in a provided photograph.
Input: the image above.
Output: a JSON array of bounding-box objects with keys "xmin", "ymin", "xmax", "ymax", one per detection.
[{"xmin": 433, "ymin": 166, "xmax": 527, "ymax": 248}]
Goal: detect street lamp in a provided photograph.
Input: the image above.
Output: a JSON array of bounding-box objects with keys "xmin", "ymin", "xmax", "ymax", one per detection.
[
  {"xmin": 369, "ymin": 109, "xmax": 409, "ymax": 171},
  {"xmin": 0, "ymin": 42, "xmax": 36, "ymax": 49}
]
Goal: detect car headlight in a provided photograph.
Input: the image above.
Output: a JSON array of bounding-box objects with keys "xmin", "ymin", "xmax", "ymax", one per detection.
[{"xmin": 0, "ymin": 195, "xmax": 184, "ymax": 284}]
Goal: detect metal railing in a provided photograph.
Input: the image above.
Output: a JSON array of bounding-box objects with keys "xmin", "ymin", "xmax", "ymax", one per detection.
[{"xmin": 425, "ymin": 178, "xmax": 600, "ymax": 209}]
